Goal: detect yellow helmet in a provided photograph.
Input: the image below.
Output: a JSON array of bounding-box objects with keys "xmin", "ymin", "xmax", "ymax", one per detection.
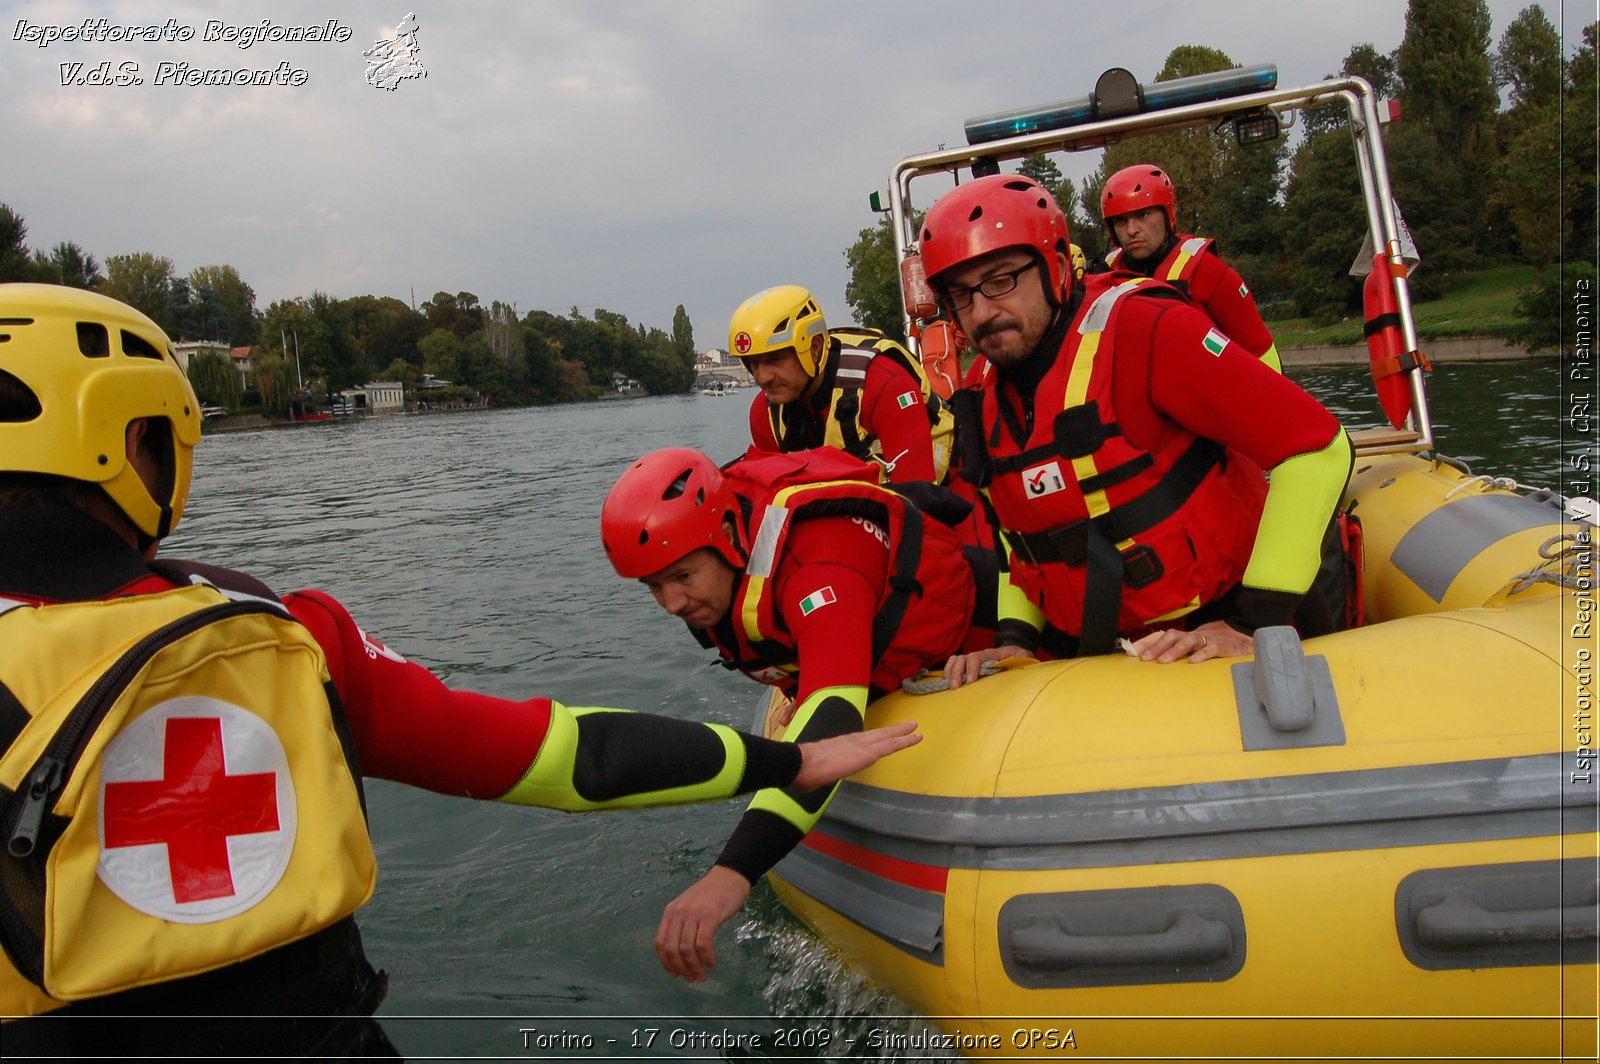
[
  {"xmin": 0, "ymin": 283, "xmax": 202, "ymax": 540},
  {"xmin": 1069, "ymin": 243, "xmax": 1087, "ymax": 282},
  {"xmin": 728, "ymin": 285, "xmax": 829, "ymax": 376}
]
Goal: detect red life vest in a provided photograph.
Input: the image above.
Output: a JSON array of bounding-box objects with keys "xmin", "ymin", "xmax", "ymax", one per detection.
[
  {"xmin": 1106, "ymin": 234, "xmax": 1213, "ymax": 296},
  {"xmin": 973, "ymin": 276, "xmax": 1268, "ymax": 653},
  {"xmin": 696, "ymin": 448, "xmax": 973, "ymax": 695}
]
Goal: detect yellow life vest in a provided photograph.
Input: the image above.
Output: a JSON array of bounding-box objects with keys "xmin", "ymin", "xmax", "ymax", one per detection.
[
  {"xmin": 0, "ymin": 585, "xmax": 376, "ymax": 1016},
  {"xmin": 771, "ymin": 329, "xmax": 958, "ymax": 484}
]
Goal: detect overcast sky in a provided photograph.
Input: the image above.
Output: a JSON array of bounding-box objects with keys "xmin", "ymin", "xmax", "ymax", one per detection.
[{"xmin": 1, "ymin": 1, "xmax": 1585, "ymax": 349}]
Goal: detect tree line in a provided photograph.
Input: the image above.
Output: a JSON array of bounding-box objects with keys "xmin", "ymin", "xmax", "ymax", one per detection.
[
  {"xmin": 845, "ymin": 2, "xmax": 1595, "ymax": 355},
  {"xmin": 0, "ymin": 211, "xmax": 700, "ymax": 413}
]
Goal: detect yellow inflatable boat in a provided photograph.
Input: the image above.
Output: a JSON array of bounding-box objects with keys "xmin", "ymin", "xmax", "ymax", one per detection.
[
  {"xmin": 766, "ymin": 66, "xmax": 1598, "ymax": 1061},
  {"xmin": 768, "ymin": 451, "xmax": 1597, "ymax": 1061}
]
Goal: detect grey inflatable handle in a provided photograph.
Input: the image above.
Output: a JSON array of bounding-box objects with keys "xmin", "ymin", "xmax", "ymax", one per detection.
[
  {"xmin": 1416, "ymin": 893, "xmax": 1600, "ymax": 949},
  {"xmin": 1011, "ymin": 909, "xmax": 1234, "ymax": 970}
]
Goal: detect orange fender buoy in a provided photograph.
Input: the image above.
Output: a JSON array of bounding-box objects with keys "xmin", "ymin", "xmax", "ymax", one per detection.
[{"xmin": 1363, "ymin": 254, "xmax": 1431, "ymax": 429}]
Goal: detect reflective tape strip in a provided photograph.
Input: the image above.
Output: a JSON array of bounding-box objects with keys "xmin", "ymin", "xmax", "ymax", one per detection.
[
  {"xmin": 815, "ymin": 752, "xmax": 1587, "ymax": 872},
  {"xmin": 1391, "ymin": 494, "xmax": 1573, "ymax": 603}
]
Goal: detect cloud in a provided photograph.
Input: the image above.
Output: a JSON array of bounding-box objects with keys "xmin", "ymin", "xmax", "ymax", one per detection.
[{"xmin": 0, "ymin": 0, "xmax": 1570, "ymax": 341}]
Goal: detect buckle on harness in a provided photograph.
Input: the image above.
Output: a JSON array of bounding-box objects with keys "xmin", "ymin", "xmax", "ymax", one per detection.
[
  {"xmin": 1006, "ymin": 526, "xmax": 1164, "ymax": 588},
  {"xmin": 1121, "ymin": 544, "xmax": 1163, "ymax": 588},
  {"xmin": 1005, "ymin": 521, "xmax": 1089, "ymax": 567}
]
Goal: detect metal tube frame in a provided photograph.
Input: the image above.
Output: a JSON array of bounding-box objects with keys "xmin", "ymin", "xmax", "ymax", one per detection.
[{"xmin": 884, "ymin": 75, "xmax": 1433, "ymax": 454}]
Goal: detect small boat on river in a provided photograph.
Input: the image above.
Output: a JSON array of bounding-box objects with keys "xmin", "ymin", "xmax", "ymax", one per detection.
[{"xmin": 762, "ymin": 64, "xmax": 1599, "ymax": 1061}]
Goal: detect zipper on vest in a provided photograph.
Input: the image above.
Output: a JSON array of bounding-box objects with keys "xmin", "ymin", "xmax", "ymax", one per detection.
[{"xmin": 6, "ymin": 599, "xmax": 273, "ymax": 857}]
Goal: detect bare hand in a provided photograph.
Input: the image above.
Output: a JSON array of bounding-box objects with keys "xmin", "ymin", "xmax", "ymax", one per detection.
[
  {"xmin": 1128, "ymin": 620, "xmax": 1252, "ymax": 664},
  {"xmin": 943, "ymin": 645, "xmax": 1030, "ymax": 690},
  {"xmin": 792, "ymin": 720, "xmax": 920, "ymax": 791},
  {"xmin": 655, "ymin": 866, "xmax": 751, "ymax": 981}
]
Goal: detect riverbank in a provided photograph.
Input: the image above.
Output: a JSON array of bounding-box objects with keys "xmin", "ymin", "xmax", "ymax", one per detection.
[{"xmin": 1280, "ymin": 335, "xmax": 1533, "ymax": 368}]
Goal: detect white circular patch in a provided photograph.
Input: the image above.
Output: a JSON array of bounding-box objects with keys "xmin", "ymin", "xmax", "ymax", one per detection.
[{"xmin": 97, "ymin": 697, "xmax": 297, "ymax": 924}]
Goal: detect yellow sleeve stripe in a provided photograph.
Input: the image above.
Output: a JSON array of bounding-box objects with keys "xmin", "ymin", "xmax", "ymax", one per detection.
[
  {"xmin": 745, "ymin": 685, "xmax": 866, "ymax": 829},
  {"xmin": 497, "ymin": 703, "xmax": 746, "ymax": 811},
  {"xmin": 996, "ymin": 546, "xmax": 1046, "ymax": 628}
]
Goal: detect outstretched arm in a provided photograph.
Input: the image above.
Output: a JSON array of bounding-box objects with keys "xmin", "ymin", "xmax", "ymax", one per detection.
[{"xmin": 284, "ymin": 587, "xmax": 917, "ymax": 806}]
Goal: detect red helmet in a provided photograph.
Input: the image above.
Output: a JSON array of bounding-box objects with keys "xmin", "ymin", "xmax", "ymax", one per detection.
[
  {"xmin": 918, "ymin": 174, "xmax": 1072, "ymax": 305},
  {"xmin": 600, "ymin": 448, "xmax": 744, "ymax": 578},
  {"xmin": 1100, "ymin": 164, "xmax": 1178, "ymax": 237}
]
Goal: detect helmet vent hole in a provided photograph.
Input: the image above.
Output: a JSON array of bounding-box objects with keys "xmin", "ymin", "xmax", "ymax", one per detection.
[
  {"xmin": 0, "ymin": 369, "xmax": 42, "ymax": 422},
  {"xmin": 120, "ymin": 329, "xmax": 163, "ymax": 361},
  {"xmin": 966, "ymin": 206, "xmax": 983, "ymax": 222},
  {"xmin": 0, "ymin": 317, "xmax": 32, "ymax": 326},
  {"xmin": 76, "ymin": 322, "xmax": 109, "ymax": 358},
  {"xmin": 662, "ymin": 471, "xmax": 691, "ymax": 501}
]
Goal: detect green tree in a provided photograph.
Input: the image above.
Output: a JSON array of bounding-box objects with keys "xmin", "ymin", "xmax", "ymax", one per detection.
[
  {"xmin": 101, "ymin": 252, "xmax": 176, "ymax": 330},
  {"xmin": 843, "ymin": 214, "xmax": 909, "ymax": 344},
  {"xmin": 188, "ymin": 264, "xmax": 258, "ymax": 345},
  {"xmin": 0, "ymin": 205, "xmax": 36, "ymax": 283},
  {"xmin": 300, "ymin": 292, "xmax": 366, "ymax": 391},
  {"xmin": 249, "ymin": 352, "xmax": 296, "ymax": 416},
  {"xmin": 186, "ymin": 350, "xmax": 241, "ymax": 408},
  {"xmin": 1302, "ymin": 44, "xmax": 1401, "ymax": 138},
  {"xmin": 1396, "ymin": 0, "xmax": 1498, "ymax": 251},
  {"xmin": 671, "ymin": 304, "xmax": 696, "ymax": 363},
  {"xmin": 421, "ymin": 291, "xmax": 484, "ymax": 338},
  {"xmin": 344, "ymin": 295, "xmax": 427, "ymax": 371},
  {"xmin": 33, "ymin": 241, "xmax": 103, "ymax": 289},
  {"xmin": 1495, "ymin": 5, "xmax": 1563, "ymax": 109},
  {"xmin": 1282, "ymin": 130, "xmax": 1366, "ymax": 320},
  {"xmin": 419, "ymin": 327, "xmax": 464, "ymax": 379},
  {"xmin": 1564, "ymin": 24, "xmax": 1598, "ymax": 260}
]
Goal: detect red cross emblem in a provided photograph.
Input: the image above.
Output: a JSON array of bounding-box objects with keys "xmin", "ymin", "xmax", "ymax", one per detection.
[
  {"xmin": 104, "ymin": 717, "xmax": 279, "ymax": 903},
  {"xmin": 98, "ymin": 700, "xmax": 296, "ymax": 922},
  {"xmin": 734, "ymin": 331, "xmax": 753, "ymax": 354}
]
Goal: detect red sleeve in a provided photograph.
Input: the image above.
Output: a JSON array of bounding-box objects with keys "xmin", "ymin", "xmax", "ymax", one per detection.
[
  {"xmin": 1187, "ymin": 251, "xmax": 1275, "ymax": 360},
  {"xmin": 859, "ymin": 358, "xmax": 937, "ymax": 482},
  {"xmin": 283, "ymin": 588, "xmax": 553, "ymax": 798},
  {"xmin": 1112, "ymin": 297, "xmax": 1339, "ymax": 467},
  {"xmin": 748, "ymin": 394, "xmax": 779, "ymax": 452},
  {"xmin": 771, "ymin": 518, "xmax": 889, "ymax": 703}
]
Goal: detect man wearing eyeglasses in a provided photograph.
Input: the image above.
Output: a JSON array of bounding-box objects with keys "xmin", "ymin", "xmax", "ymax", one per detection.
[{"xmin": 920, "ymin": 175, "xmax": 1351, "ymax": 684}]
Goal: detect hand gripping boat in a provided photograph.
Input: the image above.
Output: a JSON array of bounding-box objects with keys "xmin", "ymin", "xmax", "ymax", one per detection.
[{"xmin": 766, "ymin": 66, "xmax": 1599, "ymax": 1060}]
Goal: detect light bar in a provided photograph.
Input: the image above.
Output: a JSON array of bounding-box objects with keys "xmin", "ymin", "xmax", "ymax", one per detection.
[{"xmin": 964, "ymin": 63, "xmax": 1279, "ymax": 145}]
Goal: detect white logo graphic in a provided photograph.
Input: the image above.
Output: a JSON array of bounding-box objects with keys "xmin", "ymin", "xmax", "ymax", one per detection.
[
  {"xmin": 1022, "ymin": 461, "xmax": 1068, "ymax": 499},
  {"xmin": 364, "ymin": 13, "xmax": 426, "ymax": 91},
  {"xmin": 98, "ymin": 698, "xmax": 296, "ymax": 924}
]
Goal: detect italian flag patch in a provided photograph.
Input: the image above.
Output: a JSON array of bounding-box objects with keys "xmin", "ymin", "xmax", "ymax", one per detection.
[
  {"xmin": 1202, "ymin": 329, "xmax": 1229, "ymax": 357},
  {"xmin": 798, "ymin": 585, "xmax": 837, "ymax": 615},
  {"xmin": 1238, "ymin": 281, "xmax": 1250, "ymax": 297},
  {"xmin": 896, "ymin": 391, "xmax": 918, "ymax": 409}
]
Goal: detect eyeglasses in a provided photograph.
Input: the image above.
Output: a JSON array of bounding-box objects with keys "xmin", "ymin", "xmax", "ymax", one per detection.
[{"xmin": 943, "ymin": 260, "xmax": 1038, "ymax": 310}]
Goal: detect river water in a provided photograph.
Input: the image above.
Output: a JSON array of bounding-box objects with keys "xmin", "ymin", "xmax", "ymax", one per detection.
[{"xmin": 163, "ymin": 360, "xmax": 1570, "ymax": 1061}]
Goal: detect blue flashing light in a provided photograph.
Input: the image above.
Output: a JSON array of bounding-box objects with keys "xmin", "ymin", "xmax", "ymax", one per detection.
[
  {"xmin": 963, "ymin": 94, "xmax": 1095, "ymax": 146},
  {"xmin": 963, "ymin": 64, "xmax": 1279, "ymax": 146}
]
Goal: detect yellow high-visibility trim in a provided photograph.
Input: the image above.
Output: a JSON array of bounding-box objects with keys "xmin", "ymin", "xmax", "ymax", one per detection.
[{"xmin": 498, "ymin": 704, "xmax": 747, "ymax": 811}]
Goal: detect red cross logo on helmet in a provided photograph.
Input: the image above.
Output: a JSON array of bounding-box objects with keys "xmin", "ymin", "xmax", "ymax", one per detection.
[
  {"xmin": 734, "ymin": 331, "xmax": 753, "ymax": 354},
  {"xmin": 98, "ymin": 698, "xmax": 296, "ymax": 923}
]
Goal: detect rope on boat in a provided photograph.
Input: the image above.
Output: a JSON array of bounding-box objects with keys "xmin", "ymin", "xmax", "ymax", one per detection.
[
  {"xmin": 901, "ymin": 661, "xmax": 1006, "ymax": 695},
  {"xmin": 1444, "ymin": 473, "xmax": 1529, "ymax": 499},
  {"xmin": 1508, "ymin": 529, "xmax": 1595, "ymax": 595}
]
